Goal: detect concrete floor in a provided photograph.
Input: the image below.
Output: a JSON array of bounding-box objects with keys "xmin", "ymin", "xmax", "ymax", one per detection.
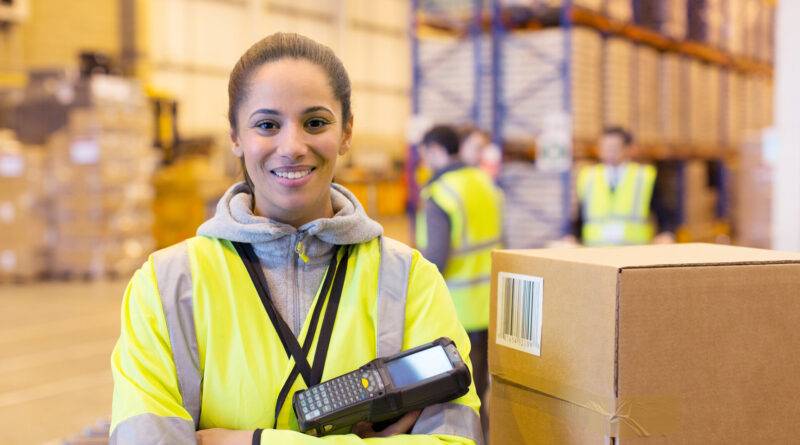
[
  {"xmin": 0, "ymin": 215, "xmax": 411, "ymax": 445},
  {"xmin": 0, "ymin": 280, "xmax": 125, "ymax": 445}
]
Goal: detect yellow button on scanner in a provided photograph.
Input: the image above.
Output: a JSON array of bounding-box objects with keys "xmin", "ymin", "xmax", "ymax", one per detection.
[{"xmin": 361, "ymin": 377, "xmax": 370, "ymax": 389}]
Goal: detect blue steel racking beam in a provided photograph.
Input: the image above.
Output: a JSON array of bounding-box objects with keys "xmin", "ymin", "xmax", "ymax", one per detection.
[
  {"xmin": 408, "ymin": 0, "xmax": 486, "ymax": 225},
  {"xmin": 490, "ymin": 0, "xmax": 575, "ymax": 238}
]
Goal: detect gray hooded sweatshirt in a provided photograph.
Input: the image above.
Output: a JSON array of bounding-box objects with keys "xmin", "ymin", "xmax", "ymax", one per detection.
[{"xmin": 197, "ymin": 182, "xmax": 383, "ymax": 335}]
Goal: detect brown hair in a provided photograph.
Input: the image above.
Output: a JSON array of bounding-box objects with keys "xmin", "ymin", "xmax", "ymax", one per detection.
[{"xmin": 228, "ymin": 32, "xmax": 352, "ymax": 189}]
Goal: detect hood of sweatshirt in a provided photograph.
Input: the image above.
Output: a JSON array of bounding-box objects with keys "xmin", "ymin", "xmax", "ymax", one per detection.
[{"xmin": 197, "ymin": 181, "xmax": 383, "ymax": 257}]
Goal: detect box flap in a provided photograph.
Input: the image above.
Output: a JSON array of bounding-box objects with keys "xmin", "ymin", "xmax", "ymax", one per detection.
[{"xmin": 497, "ymin": 243, "xmax": 800, "ymax": 269}]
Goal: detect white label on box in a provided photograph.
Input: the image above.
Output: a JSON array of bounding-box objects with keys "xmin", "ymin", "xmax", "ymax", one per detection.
[
  {"xmin": 496, "ymin": 272, "xmax": 544, "ymax": 356},
  {"xmin": 0, "ymin": 202, "xmax": 15, "ymax": 223},
  {"xmin": 0, "ymin": 155, "xmax": 24, "ymax": 177},
  {"xmin": 0, "ymin": 250, "xmax": 16, "ymax": 271},
  {"xmin": 70, "ymin": 140, "xmax": 100, "ymax": 165}
]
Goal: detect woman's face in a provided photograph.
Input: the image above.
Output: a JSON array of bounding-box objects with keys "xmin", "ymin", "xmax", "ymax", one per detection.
[{"xmin": 232, "ymin": 58, "xmax": 352, "ymax": 226}]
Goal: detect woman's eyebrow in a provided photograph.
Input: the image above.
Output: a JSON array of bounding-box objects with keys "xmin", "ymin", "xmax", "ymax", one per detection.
[
  {"xmin": 250, "ymin": 108, "xmax": 281, "ymax": 119},
  {"xmin": 302, "ymin": 106, "xmax": 334, "ymax": 115}
]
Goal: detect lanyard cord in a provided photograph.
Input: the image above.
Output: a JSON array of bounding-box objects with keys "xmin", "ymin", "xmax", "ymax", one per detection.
[{"xmin": 232, "ymin": 241, "xmax": 350, "ymax": 429}]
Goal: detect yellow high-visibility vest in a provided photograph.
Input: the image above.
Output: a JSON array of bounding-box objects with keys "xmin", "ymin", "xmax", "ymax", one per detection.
[
  {"xmin": 577, "ymin": 162, "xmax": 657, "ymax": 246},
  {"xmin": 110, "ymin": 235, "xmax": 482, "ymax": 444},
  {"xmin": 416, "ymin": 167, "xmax": 503, "ymax": 332}
]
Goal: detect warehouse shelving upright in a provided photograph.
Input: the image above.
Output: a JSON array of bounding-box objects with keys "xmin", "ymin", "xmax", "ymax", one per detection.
[{"xmin": 408, "ymin": 0, "xmax": 489, "ymax": 231}]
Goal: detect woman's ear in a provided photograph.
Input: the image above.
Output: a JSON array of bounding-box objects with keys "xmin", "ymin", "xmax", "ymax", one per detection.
[
  {"xmin": 339, "ymin": 115, "xmax": 354, "ymax": 156},
  {"xmin": 230, "ymin": 128, "xmax": 244, "ymax": 157}
]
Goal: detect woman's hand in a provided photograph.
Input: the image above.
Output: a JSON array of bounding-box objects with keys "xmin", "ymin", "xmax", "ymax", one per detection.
[
  {"xmin": 196, "ymin": 428, "xmax": 254, "ymax": 445},
  {"xmin": 352, "ymin": 410, "xmax": 422, "ymax": 438}
]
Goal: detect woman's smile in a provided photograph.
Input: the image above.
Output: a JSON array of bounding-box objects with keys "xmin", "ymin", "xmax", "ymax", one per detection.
[{"xmin": 270, "ymin": 165, "xmax": 317, "ymax": 187}]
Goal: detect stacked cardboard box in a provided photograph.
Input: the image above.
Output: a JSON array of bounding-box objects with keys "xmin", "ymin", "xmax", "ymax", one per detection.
[
  {"xmin": 687, "ymin": 60, "xmax": 721, "ymax": 151},
  {"xmin": 634, "ymin": 0, "xmax": 688, "ymax": 39},
  {"xmin": 501, "ymin": 27, "xmax": 602, "ymax": 142},
  {"xmin": 658, "ymin": 54, "xmax": 688, "ymax": 150},
  {"xmin": 743, "ymin": 0, "xmax": 775, "ymax": 63},
  {"xmin": 687, "ymin": 0, "xmax": 723, "ymax": 46},
  {"xmin": 605, "ymin": 0, "xmax": 632, "ymax": 22},
  {"xmin": 679, "ymin": 159, "xmax": 719, "ymax": 242},
  {"xmin": 603, "ymin": 37, "xmax": 633, "ymax": 132},
  {"xmin": 416, "ymin": 34, "xmax": 493, "ymax": 134},
  {"xmin": 48, "ymin": 75, "xmax": 157, "ymax": 278},
  {"xmin": 0, "ymin": 133, "xmax": 47, "ymax": 281},
  {"xmin": 632, "ymin": 45, "xmax": 659, "ymax": 147},
  {"xmin": 722, "ymin": 70, "xmax": 746, "ymax": 150},
  {"xmin": 490, "ymin": 244, "xmax": 800, "ymax": 444},
  {"xmin": 743, "ymin": 76, "xmax": 773, "ymax": 134},
  {"xmin": 722, "ymin": 0, "xmax": 745, "ymax": 55}
]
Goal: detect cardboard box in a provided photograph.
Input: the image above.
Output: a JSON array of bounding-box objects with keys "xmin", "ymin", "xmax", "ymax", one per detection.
[{"xmin": 490, "ymin": 244, "xmax": 800, "ymax": 444}]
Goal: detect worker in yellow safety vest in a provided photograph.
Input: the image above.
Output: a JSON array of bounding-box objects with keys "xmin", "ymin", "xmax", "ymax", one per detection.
[
  {"xmin": 110, "ymin": 33, "xmax": 483, "ymax": 445},
  {"xmin": 415, "ymin": 125, "xmax": 503, "ymax": 436},
  {"xmin": 568, "ymin": 127, "xmax": 675, "ymax": 246}
]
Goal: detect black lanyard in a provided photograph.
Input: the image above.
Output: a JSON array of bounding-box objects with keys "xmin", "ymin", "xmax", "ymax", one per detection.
[{"xmin": 232, "ymin": 241, "xmax": 350, "ymax": 428}]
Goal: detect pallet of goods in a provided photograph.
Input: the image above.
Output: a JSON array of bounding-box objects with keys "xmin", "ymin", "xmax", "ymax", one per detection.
[{"xmin": 48, "ymin": 75, "xmax": 157, "ymax": 279}]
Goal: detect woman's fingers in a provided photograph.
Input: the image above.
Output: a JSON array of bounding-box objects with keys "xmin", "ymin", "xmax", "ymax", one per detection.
[{"xmin": 375, "ymin": 410, "xmax": 422, "ymax": 437}]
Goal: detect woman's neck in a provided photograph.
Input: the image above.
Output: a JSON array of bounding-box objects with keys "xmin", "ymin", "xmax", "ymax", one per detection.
[{"xmin": 252, "ymin": 192, "xmax": 335, "ymax": 229}]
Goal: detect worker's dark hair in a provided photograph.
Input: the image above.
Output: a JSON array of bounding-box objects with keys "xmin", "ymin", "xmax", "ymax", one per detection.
[
  {"xmin": 422, "ymin": 125, "xmax": 461, "ymax": 156},
  {"xmin": 228, "ymin": 33, "xmax": 352, "ymax": 190},
  {"xmin": 602, "ymin": 126, "xmax": 633, "ymax": 146}
]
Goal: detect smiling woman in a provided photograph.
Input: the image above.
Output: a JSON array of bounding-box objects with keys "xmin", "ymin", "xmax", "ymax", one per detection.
[
  {"xmin": 232, "ymin": 58, "xmax": 350, "ymax": 228},
  {"xmin": 108, "ymin": 33, "xmax": 484, "ymax": 445}
]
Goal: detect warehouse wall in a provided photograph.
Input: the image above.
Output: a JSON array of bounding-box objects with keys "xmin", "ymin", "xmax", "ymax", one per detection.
[
  {"xmin": 1, "ymin": 0, "xmax": 120, "ymax": 87},
  {"xmin": 147, "ymin": 0, "xmax": 410, "ymax": 158},
  {"xmin": 22, "ymin": 0, "xmax": 120, "ymax": 69}
]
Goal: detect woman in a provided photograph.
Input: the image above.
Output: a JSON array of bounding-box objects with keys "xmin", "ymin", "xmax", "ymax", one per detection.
[{"xmin": 110, "ymin": 33, "xmax": 482, "ymax": 445}]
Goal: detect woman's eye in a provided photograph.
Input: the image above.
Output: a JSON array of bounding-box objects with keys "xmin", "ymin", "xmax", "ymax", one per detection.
[
  {"xmin": 256, "ymin": 121, "xmax": 278, "ymax": 131},
  {"xmin": 306, "ymin": 118, "xmax": 329, "ymax": 129}
]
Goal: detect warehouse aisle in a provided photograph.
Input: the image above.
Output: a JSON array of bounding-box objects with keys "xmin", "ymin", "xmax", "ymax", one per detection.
[{"xmin": 0, "ymin": 280, "xmax": 124, "ymax": 445}]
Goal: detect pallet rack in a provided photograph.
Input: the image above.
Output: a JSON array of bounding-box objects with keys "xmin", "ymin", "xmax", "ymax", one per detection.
[{"xmin": 410, "ymin": 0, "xmax": 775, "ymax": 246}]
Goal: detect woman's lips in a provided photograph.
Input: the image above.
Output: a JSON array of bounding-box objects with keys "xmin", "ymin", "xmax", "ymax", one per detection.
[{"xmin": 270, "ymin": 166, "xmax": 316, "ymax": 187}]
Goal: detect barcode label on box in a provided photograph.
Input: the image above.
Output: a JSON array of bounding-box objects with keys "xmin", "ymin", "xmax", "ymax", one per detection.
[{"xmin": 496, "ymin": 272, "xmax": 543, "ymax": 356}]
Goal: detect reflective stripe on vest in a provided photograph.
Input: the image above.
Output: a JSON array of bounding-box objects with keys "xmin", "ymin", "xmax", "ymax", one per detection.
[
  {"xmin": 151, "ymin": 236, "xmax": 414, "ymax": 427},
  {"xmin": 579, "ymin": 163, "xmax": 656, "ymax": 246},
  {"xmin": 377, "ymin": 237, "xmax": 412, "ymax": 357},
  {"xmin": 152, "ymin": 241, "xmax": 202, "ymax": 429}
]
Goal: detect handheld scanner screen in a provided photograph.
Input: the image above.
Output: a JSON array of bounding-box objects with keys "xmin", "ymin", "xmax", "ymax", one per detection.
[{"xmin": 385, "ymin": 345, "xmax": 454, "ymax": 387}]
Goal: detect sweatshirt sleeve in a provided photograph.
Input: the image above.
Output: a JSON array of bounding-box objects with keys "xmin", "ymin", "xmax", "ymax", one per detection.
[
  {"xmin": 110, "ymin": 260, "xmax": 197, "ymax": 445},
  {"xmin": 257, "ymin": 251, "xmax": 482, "ymax": 445},
  {"xmin": 419, "ymin": 198, "xmax": 452, "ymax": 273}
]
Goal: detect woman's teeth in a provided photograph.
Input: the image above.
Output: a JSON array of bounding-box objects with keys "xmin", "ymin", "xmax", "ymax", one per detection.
[{"xmin": 274, "ymin": 169, "xmax": 312, "ymax": 180}]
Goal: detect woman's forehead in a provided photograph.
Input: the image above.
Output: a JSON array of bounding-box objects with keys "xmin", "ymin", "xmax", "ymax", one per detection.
[{"xmin": 242, "ymin": 59, "xmax": 339, "ymax": 114}]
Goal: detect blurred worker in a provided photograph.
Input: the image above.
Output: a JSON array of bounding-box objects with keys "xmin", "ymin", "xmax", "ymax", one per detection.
[
  {"xmin": 457, "ymin": 125, "xmax": 502, "ymax": 179},
  {"xmin": 416, "ymin": 124, "xmax": 503, "ymax": 436},
  {"xmin": 568, "ymin": 126, "xmax": 675, "ymax": 246}
]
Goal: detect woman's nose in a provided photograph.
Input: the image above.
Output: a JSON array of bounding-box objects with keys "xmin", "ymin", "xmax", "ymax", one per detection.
[{"xmin": 276, "ymin": 123, "xmax": 308, "ymax": 159}]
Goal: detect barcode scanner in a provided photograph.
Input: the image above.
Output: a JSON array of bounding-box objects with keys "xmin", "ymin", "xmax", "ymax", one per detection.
[{"xmin": 292, "ymin": 337, "xmax": 471, "ymax": 436}]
